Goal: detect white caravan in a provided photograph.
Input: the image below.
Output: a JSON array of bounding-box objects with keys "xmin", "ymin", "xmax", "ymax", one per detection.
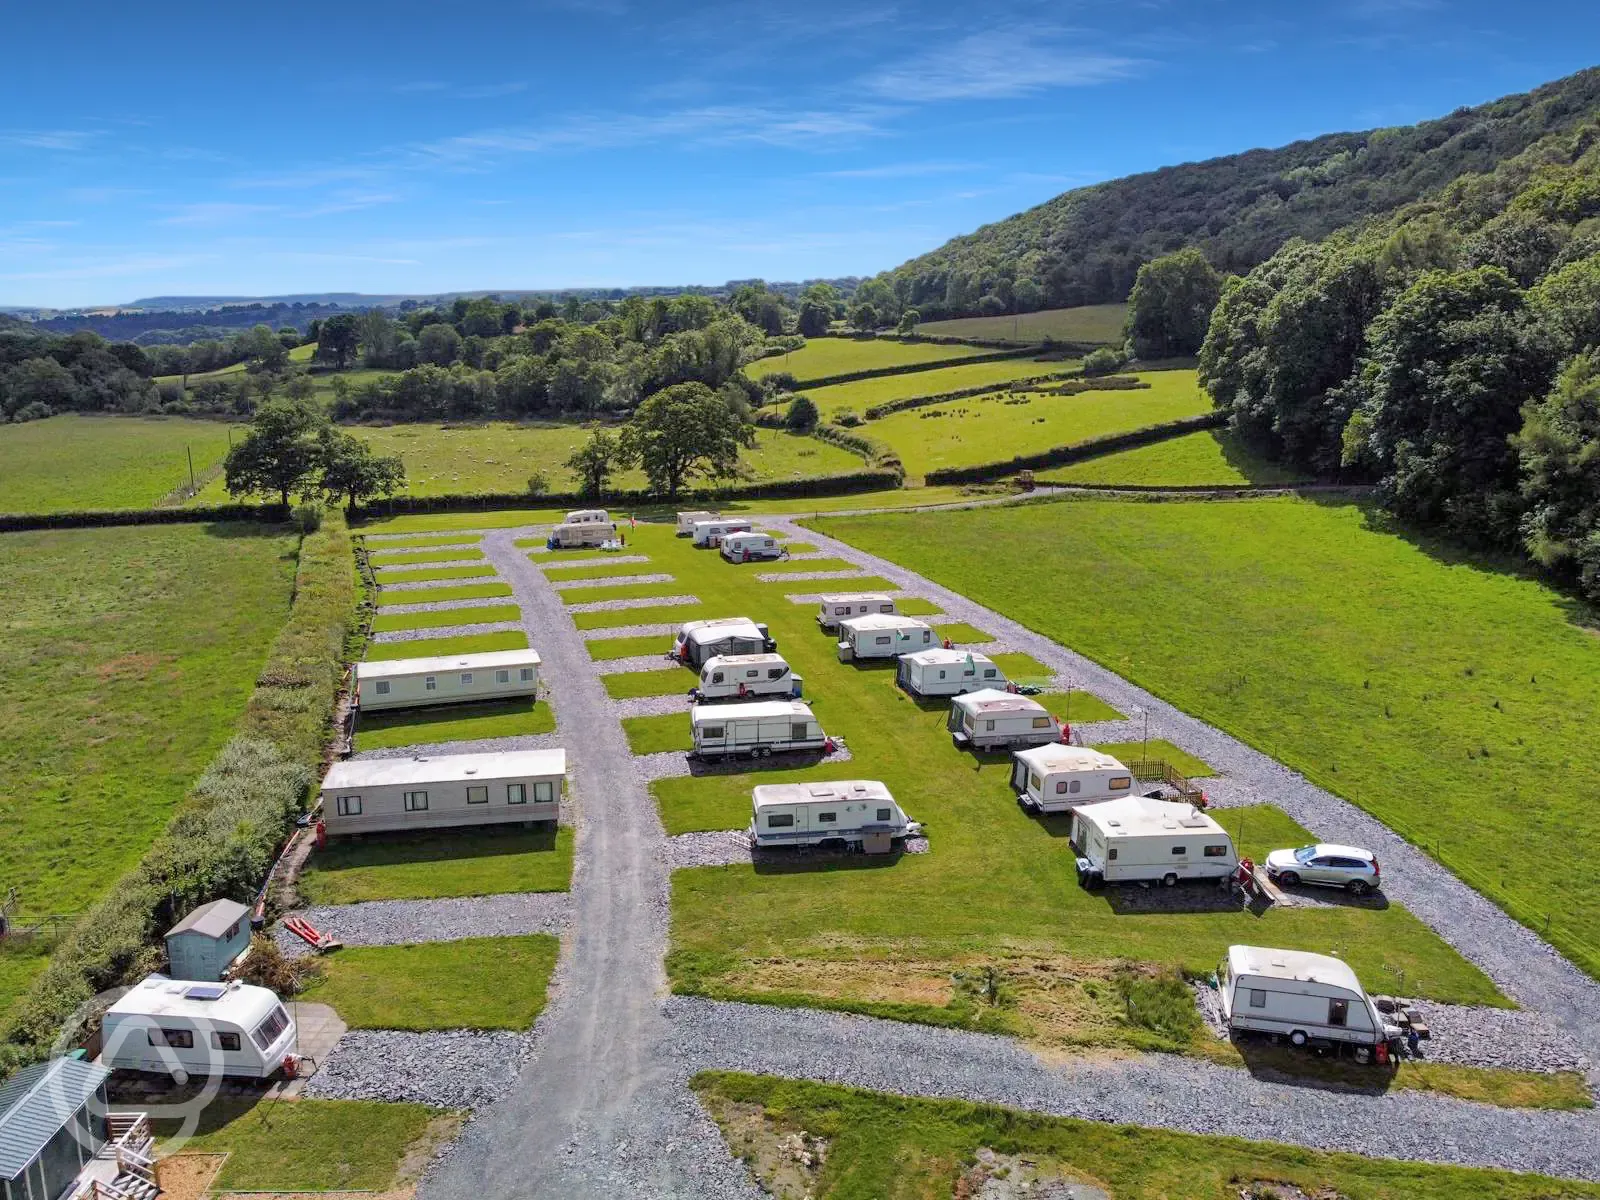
[
  {"xmin": 720, "ymin": 532, "xmax": 786, "ymax": 563},
  {"xmin": 1071, "ymin": 795, "xmax": 1237, "ymax": 886},
  {"xmin": 947, "ymin": 689, "xmax": 1060, "ymax": 751},
  {"xmin": 547, "ymin": 521, "xmax": 611, "ymax": 549},
  {"xmin": 676, "ymin": 509, "xmax": 720, "ymax": 536},
  {"xmin": 691, "ymin": 518, "xmax": 754, "ymax": 548},
  {"xmin": 674, "ymin": 617, "xmax": 776, "ymax": 667},
  {"xmin": 816, "ymin": 593, "xmax": 897, "ymax": 632},
  {"xmin": 1011, "ymin": 745, "xmax": 1135, "ymax": 814},
  {"xmin": 1219, "ymin": 945, "xmax": 1402, "ymax": 1057},
  {"xmin": 837, "ymin": 614, "xmax": 934, "ymax": 661},
  {"xmin": 565, "ymin": 508, "xmax": 610, "ymax": 525},
  {"xmin": 897, "ymin": 648, "xmax": 1004, "ymax": 697},
  {"xmin": 319, "ymin": 749, "xmax": 565, "ymax": 835},
  {"xmin": 749, "ymin": 781, "xmax": 920, "ymax": 851},
  {"xmin": 100, "ymin": 976, "xmax": 297, "ymax": 1081},
  {"xmin": 355, "ymin": 649, "xmax": 540, "ymax": 712},
  {"xmin": 694, "ymin": 653, "xmax": 799, "ymax": 702},
  {"xmin": 690, "ymin": 700, "xmax": 827, "ymax": 759}
]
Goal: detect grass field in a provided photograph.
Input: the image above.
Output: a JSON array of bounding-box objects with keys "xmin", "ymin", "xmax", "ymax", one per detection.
[
  {"xmin": 0, "ymin": 525, "xmax": 295, "ymax": 930},
  {"xmin": 351, "ymin": 697, "xmax": 554, "ymax": 750},
  {"xmin": 745, "ymin": 337, "xmax": 987, "ymax": 382},
  {"xmin": 916, "ymin": 303, "xmax": 1130, "ymax": 345},
  {"xmin": 866, "ymin": 371, "xmax": 1213, "ymax": 480},
  {"xmin": 602, "ymin": 669, "xmax": 693, "ymax": 699},
  {"xmin": 1094, "ymin": 739, "xmax": 1215, "ymax": 777},
  {"xmin": 694, "ymin": 1072, "xmax": 1600, "ymax": 1200},
  {"xmin": 375, "ymin": 581, "xmax": 512, "ymax": 606},
  {"xmin": 624, "ymin": 712, "xmax": 693, "ymax": 755},
  {"xmin": 816, "ymin": 496, "xmax": 1600, "ymax": 979},
  {"xmin": 609, "ymin": 529, "xmax": 1501, "ymax": 1044},
  {"xmin": 364, "ymin": 630, "xmax": 527, "ymax": 660},
  {"xmin": 801, "ymin": 355, "xmax": 1081, "ymax": 418},
  {"xmin": 367, "ymin": 546, "xmax": 486, "ymax": 565},
  {"xmin": 1036, "ymin": 691, "xmax": 1123, "ymax": 723},
  {"xmin": 298, "ymin": 935, "xmax": 559, "ymax": 1030},
  {"xmin": 0, "ymin": 414, "xmax": 240, "ymax": 513},
  {"xmin": 1038, "ymin": 428, "xmax": 1309, "ymax": 488},
  {"xmin": 588, "ymin": 634, "xmax": 673, "ymax": 660},
  {"xmin": 370, "ymin": 603, "xmax": 521, "ymax": 632},
  {"xmin": 362, "ymin": 532, "xmax": 482, "ymax": 548},
  {"xmin": 372, "ymin": 564, "xmax": 495, "ymax": 585},
  {"xmin": 554, "ymin": 579, "xmax": 684, "ymax": 603},
  {"xmin": 574, "ymin": 604, "xmax": 707, "ymax": 630},
  {"xmin": 298, "ymin": 825, "xmax": 572, "ymax": 903},
  {"xmin": 932, "ymin": 622, "xmax": 994, "ymax": 644},
  {"xmin": 538, "ymin": 559, "xmax": 659, "ymax": 580}
]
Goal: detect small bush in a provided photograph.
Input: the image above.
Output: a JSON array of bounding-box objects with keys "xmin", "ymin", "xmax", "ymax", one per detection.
[
  {"xmin": 12, "ymin": 401, "xmax": 53, "ymax": 423},
  {"xmin": 785, "ymin": 395, "xmax": 820, "ymax": 433},
  {"xmin": 231, "ymin": 934, "xmax": 321, "ymax": 996},
  {"xmin": 1082, "ymin": 345, "xmax": 1129, "ymax": 376},
  {"xmin": 1114, "ymin": 968, "xmax": 1200, "ymax": 1047},
  {"xmin": 292, "ymin": 502, "xmax": 323, "ymax": 533},
  {"xmin": 526, "ymin": 470, "xmax": 550, "ymax": 497},
  {"xmin": 834, "ymin": 408, "xmax": 862, "ymax": 427}
]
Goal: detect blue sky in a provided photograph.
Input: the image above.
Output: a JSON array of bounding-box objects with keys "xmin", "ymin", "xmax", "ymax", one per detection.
[{"xmin": 1, "ymin": 0, "xmax": 1596, "ymax": 307}]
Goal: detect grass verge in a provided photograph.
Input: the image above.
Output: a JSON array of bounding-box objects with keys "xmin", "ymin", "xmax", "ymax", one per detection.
[
  {"xmin": 603, "ymin": 670, "xmax": 694, "ymax": 700},
  {"xmin": 352, "ymin": 697, "xmax": 554, "ymax": 750},
  {"xmin": 624, "ymin": 712, "xmax": 693, "ymax": 755},
  {"xmin": 298, "ymin": 825, "xmax": 573, "ymax": 903},
  {"xmin": 371, "ymin": 603, "xmax": 521, "ymax": 633},
  {"xmin": 364, "ymin": 631, "xmax": 528, "ymax": 661},
  {"xmin": 373, "ymin": 564, "xmax": 496, "ymax": 584},
  {"xmin": 376, "ymin": 581, "xmax": 512, "ymax": 606}
]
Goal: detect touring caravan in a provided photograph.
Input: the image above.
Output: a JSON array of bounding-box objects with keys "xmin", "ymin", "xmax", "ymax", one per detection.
[
  {"xmin": 565, "ymin": 508, "xmax": 609, "ymax": 525},
  {"xmin": 676, "ymin": 618, "xmax": 776, "ymax": 667},
  {"xmin": 837, "ymin": 614, "xmax": 934, "ymax": 661},
  {"xmin": 1071, "ymin": 795, "xmax": 1237, "ymax": 886},
  {"xmin": 1219, "ymin": 945, "xmax": 1402, "ymax": 1059},
  {"xmin": 100, "ymin": 976, "xmax": 297, "ymax": 1081},
  {"xmin": 947, "ymin": 689, "xmax": 1060, "ymax": 751},
  {"xmin": 690, "ymin": 700, "xmax": 827, "ymax": 759},
  {"xmin": 355, "ymin": 649, "xmax": 540, "ymax": 712},
  {"xmin": 720, "ymin": 532, "xmax": 786, "ymax": 563},
  {"xmin": 691, "ymin": 518, "xmax": 754, "ymax": 548},
  {"xmin": 547, "ymin": 521, "xmax": 612, "ymax": 549},
  {"xmin": 749, "ymin": 781, "xmax": 920, "ymax": 851},
  {"xmin": 694, "ymin": 653, "xmax": 799, "ymax": 702},
  {"xmin": 677, "ymin": 510, "xmax": 720, "ymax": 536},
  {"xmin": 897, "ymin": 648, "xmax": 1004, "ymax": 697},
  {"xmin": 319, "ymin": 749, "xmax": 566, "ymax": 835},
  {"xmin": 1011, "ymin": 745, "xmax": 1135, "ymax": 813},
  {"xmin": 816, "ymin": 593, "xmax": 897, "ymax": 632}
]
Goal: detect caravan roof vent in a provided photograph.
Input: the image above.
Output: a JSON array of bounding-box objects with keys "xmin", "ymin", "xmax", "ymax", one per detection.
[
  {"xmin": 808, "ymin": 785, "xmax": 831, "ymax": 797},
  {"xmin": 464, "ymin": 767, "xmax": 478, "ymax": 775},
  {"xmin": 184, "ymin": 984, "xmax": 228, "ymax": 1001},
  {"xmin": 1107, "ymin": 819, "xmax": 1122, "ymax": 828}
]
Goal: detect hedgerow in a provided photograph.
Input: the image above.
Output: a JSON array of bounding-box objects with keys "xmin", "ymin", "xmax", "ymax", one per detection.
[
  {"xmin": 922, "ymin": 412, "xmax": 1228, "ymax": 485},
  {"xmin": 858, "ymin": 369, "xmax": 1085, "ymax": 420}
]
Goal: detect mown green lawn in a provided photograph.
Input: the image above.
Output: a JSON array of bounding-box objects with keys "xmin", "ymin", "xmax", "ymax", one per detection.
[
  {"xmin": 916, "ymin": 303, "xmax": 1130, "ymax": 345},
  {"xmin": 816, "ymin": 495, "xmax": 1600, "ymax": 979},
  {"xmin": 539, "ymin": 559, "xmax": 658, "ymax": 580},
  {"xmin": 892, "ymin": 596, "xmax": 944, "ymax": 616},
  {"xmin": 372, "ymin": 564, "xmax": 496, "ymax": 585},
  {"xmin": 0, "ymin": 414, "xmax": 239, "ymax": 512},
  {"xmin": 613, "ymin": 528, "xmax": 1500, "ymax": 1014},
  {"xmin": 588, "ymin": 634, "xmax": 674, "ymax": 660},
  {"xmin": 299, "ymin": 935, "xmax": 559, "ymax": 1029},
  {"xmin": 694, "ymin": 1073, "xmax": 1600, "ymax": 1200},
  {"xmin": 745, "ymin": 337, "xmax": 987, "ymax": 382},
  {"xmin": 1036, "ymin": 691, "xmax": 1123, "ymax": 723},
  {"xmin": 933, "ymin": 622, "xmax": 994, "ymax": 644},
  {"xmin": 370, "ymin": 603, "xmax": 521, "ymax": 633},
  {"xmin": 603, "ymin": 669, "xmax": 695, "ymax": 699},
  {"xmin": 574, "ymin": 604, "xmax": 707, "ymax": 630},
  {"xmin": 743, "ymin": 557, "xmax": 859, "ymax": 574},
  {"xmin": 364, "ymin": 630, "xmax": 527, "ymax": 660},
  {"xmin": 362, "ymin": 533, "xmax": 483, "ymax": 548},
  {"xmin": 1038, "ymin": 428, "xmax": 1308, "ymax": 488},
  {"xmin": 352, "ymin": 697, "xmax": 554, "ymax": 750},
  {"xmin": 985, "ymin": 651, "xmax": 1050, "ymax": 680},
  {"xmin": 801, "ymin": 355, "xmax": 1080, "ymax": 418},
  {"xmin": 298, "ymin": 825, "xmax": 573, "ymax": 903},
  {"xmin": 375, "ymin": 581, "xmax": 512, "ymax": 606},
  {"xmin": 624, "ymin": 712, "xmax": 693, "ymax": 754},
  {"xmin": 1095, "ymin": 739, "xmax": 1215, "ymax": 777}
]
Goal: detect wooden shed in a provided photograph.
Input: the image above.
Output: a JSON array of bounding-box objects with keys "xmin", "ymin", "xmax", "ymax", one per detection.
[{"xmin": 164, "ymin": 898, "xmax": 251, "ymax": 983}]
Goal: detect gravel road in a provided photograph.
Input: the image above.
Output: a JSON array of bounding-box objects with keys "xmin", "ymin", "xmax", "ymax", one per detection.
[{"xmin": 275, "ymin": 892, "xmax": 571, "ymax": 957}]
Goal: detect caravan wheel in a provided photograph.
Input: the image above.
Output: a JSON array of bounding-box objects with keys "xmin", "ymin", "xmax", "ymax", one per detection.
[
  {"xmin": 1289, "ymin": 1029, "xmax": 1308, "ymax": 1047},
  {"xmin": 761, "ymin": 747, "xmax": 772, "ymax": 758},
  {"xmin": 171, "ymin": 1067, "xmax": 190, "ymax": 1086},
  {"xmin": 1162, "ymin": 872, "xmax": 1178, "ymax": 888}
]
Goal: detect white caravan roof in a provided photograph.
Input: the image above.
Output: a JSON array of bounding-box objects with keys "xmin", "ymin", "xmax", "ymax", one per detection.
[
  {"xmin": 107, "ymin": 975, "xmax": 280, "ymax": 1024},
  {"xmin": 1227, "ymin": 945, "xmax": 1365, "ymax": 994},
  {"xmin": 678, "ymin": 615, "xmax": 754, "ymax": 638},
  {"xmin": 819, "ymin": 592, "xmax": 892, "ymax": 606},
  {"xmin": 565, "ymin": 508, "xmax": 609, "ymax": 523},
  {"xmin": 693, "ymin": 518, "xmax": 752, "ymax": 532},
  {"xmin": 322, "ymin": 749, "xmax": 566, "ymax": 791},
  {"xmin": 950, "ymin": 688, "xmax": 1046, "ymax": 717},
  {"xmin": 840, "ymin": 614, "xmax": 930, "ymax": 634},
  {"xmin": 903, "ymin": 648, "xmax": 995, "ymax": 669},
  {"xmin": 702, "ymin": 653, "xmax": 788, "ymax": 671},
  {"xmin": 678, "ymin": 509, "xmax": 719, "ymax": 522},
  {"xmin": 1014, "ymin": 744, "xmax": 1127, "ymax": 774},
  {"xmin": 357, "ymin": 649, "xmax": 541, "ymax": 682},
  {"xmin": 1074, "ymin": 795, "xmax": 1222, "ymax": 840},
  {"xmin": 690, "ymin": 700, "xmax": 814, "ymax": 726},
  {"xmin": 752, "ymin": 780, "xmax": 893, "ymax": 811},
  {"xmin": 686, "ymin": 620, "xmax": 764, "ymax": 646}
]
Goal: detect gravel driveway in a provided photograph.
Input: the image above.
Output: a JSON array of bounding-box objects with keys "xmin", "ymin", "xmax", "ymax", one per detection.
[{"xmin": 275, "ymin": 892, "xmax": 572, "ymax": 957}]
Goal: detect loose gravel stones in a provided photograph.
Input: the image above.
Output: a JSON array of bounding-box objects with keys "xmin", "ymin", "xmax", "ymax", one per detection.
[
  {"xmin": 553, "ymin": 573, "xmax": 677, "ymax": 592},
  {"xmin": 638, "ymin": 742, "xmax": 854, "ymax": 782},
  {"xmin": 613, "ymin": 693, "xmax": 695, "ymax": 719},
  {"xmin": 275, "ymin": 892, "xmax": 572, "ymax": 958},
  {"xmin": 601, "ymin": 653, "xmax": 682, "ymax": 675},
  {"xmin": 376, "ymin": 595, "xmax": 517, "ymax": 615},
  {"xmin": 375, "ymin": 557, "xmax": 486, "ymax": 572},
  {"xmin": 565, "ymin": 593, "xmax": 700, "ymax": 614},
  {"xmin": 538, "ymin": 554, "xmax": 652, "ymax": 571},
  {"xmin": 306, "ymin": 1029, "xmax": 535, "ymax": 1108},
  {"xmin": 1400, "ymin": 1001, "xmax": 1589, "ymax": 1074},
  {"xmin": 380, "ymin": 573, "xmax": 498, "ymax": 592},
  {"xmin": 371, "ymin": 620, "xmax": 524, "ymax": 644},
  {"xmin": 755, "ymin": 569, "xmax": 875, "ymax": 583}
]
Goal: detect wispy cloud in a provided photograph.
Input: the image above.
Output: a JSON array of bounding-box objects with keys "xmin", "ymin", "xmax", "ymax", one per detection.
[
  {"xmin": 64, "ymin": 185, "xmax": 148, "ymax": 204},
  {"xmin": 0, "ymin": 252, "xmax": 202, "ymax": 283},
  {"xmin": 288, "ymin": 191, "xmax": 400, "ymax": 219},
  {"xmin": 160, "ymin": 202, "xmax": 276, "ymax": 226},
  {"xmin": 821, "ymin": 160, "xmax": 982, "ymax": 179},
  {"xmin": 866, "ymin": 30, "xmax": 1143, "ymax": 100},
  {"xmin": 0, "ymin": 128, "xmax": 100, "ymax": 151},
  {"xmin": 393, "ymin": 80, "xmax": 528, "ymax": 99}
]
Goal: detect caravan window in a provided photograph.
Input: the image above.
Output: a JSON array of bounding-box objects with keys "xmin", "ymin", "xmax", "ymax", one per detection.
[
  {"xmin": 875, "ymin": 635, "xmax": 891, "ymax": 646},
  {"xmin": 879, "ymin": 604, "xmax": 893, "ymax": 613},
  {"xmin": 1170, "ymin": 845, "xmax": 1187, "ymax": 856},
  {"xmin": 1031, "ymin": 717, "xmax": 1051, "ymax": 729},
  {"xmin": 1054, "ymin": 781, "xmax": 1067, "ymax": 794},
  {"xmin": 938, "ymin": 669, "xmax": 947, "ymax": 679},
  {"xmin": 1204, "ymin": 844, "xmax": 1230, "ymax": 857},
  {"xmin": 374, "ymin": 681, "xmax": 391, "ymax": 695},
  {"xmin": 1109, "ymin": 776, "xmax": 1131, "ymax": 790},
  {"xmin": 983, "ymin": 668, "xmax": 996, "ymax": 678},
  {"xmin": 425, "ymin": 676, "xmax": 437, "ymax": 691},
  {"xmin": 1107, "ymin": 848, "xmax": 1118, "ymax": 860},
  {"xmin": 460, "ymin": 673, "xmax": 473, "ymax": 685},
  {"xmin": 507, "ymin": 784, "xmax": 526, "ymax": 805},
  {"xmin": 467, "ymin": 786, "xmax": 488, "ymax": 805},
  {"xmin": 404, "ymin": 791, "xmax": 429, "ymax": 812},
  {"xmin": 534, "ymin": 781, "xmax": 555, "ymax": 804},
  {"xmin": 1069, "ymin": 780, "xmax": 1081, "ymax": 794},
  {"xmin": 702, "ymin": 725, "xmax": 725, "ymax": 739},
  {"xmin": 876, "ymin": 808, "xmax": 892, "ymax": 821},
  {"xmin": 767, "ymin": 668, "xmax": 785, "ymax": 680},
  {"xmin": 985, "ymin": 720, "xmax": 995, "ymax": 732},
  {"xmin": 791, "ymin": 722, "xmax": 808, "ymax": 740},
  {"xmin": 251, "ymin": 1005, "xmax": 291, "ymax": 1051},
  {"xmin": 745, "ymin": 670, "xmax": 759, "ymax": 679},
  {"xmin": 712, "ymin": 672, "xmax": 725, "ymax": 684},
  {"xmin": 817, "ymin": 812, "xmax": 837, "ymax": 824},
  {"xmin": 336, "ymin": 794, "xmax": 362, "ymax": 816},
  {"xmin": 1031, "ymin": 773, "xmax": 1043, "ymax": 790},
  {"xmin": 1328, "ymin": 999, "xmax": 1349, "ymax": 1027},
  {"xmin": 921, "ymin": 630, "xmax": 931, "ymax": 643},
  {"xmin": 1248, "ymin": 989, "xmax": 1267, "ymax": 1008},
  {"xmin": 496, "ymin": 670, "xmax": 510, "ymax": 684},
  {"xmin": 767, "ymin": 813, "xmax": 794, "ymax": 828},
  {"xmin": 151, "ymin": 1028, "xmax": 194, "ymax": 1049},
  {"xmin": 520, "ymin": 667, "xmax": 535, "ymax": 681},
  {"xmin": 212, "ymin": 1031, "xmax": 241, "ymax": 1052}
]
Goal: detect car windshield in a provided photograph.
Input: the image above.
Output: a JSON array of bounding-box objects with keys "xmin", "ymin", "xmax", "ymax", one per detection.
[{"xmin": 1293, "ymin": 846, "xmax": 1318, "ymax": 864}]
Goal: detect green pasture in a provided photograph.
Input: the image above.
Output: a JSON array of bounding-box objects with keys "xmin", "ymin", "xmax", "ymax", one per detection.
[
  {"xmin": 363, "ymin": 631, "xmax": 527, "ymax": 660},
  {"xmin": 1038, "ymin": 428, "xmax": 1309, "ymax": 488},
  {"xmin": 351, "ymin": 696, "xmax": 554, "ymax": 751},
  {"xmin": 298, "ymin": 825, "xmax": 572, "ymax": 904},
  {"xmin": 375, "ymin": 581, "xmax": 511, "ymax": 606},
  {"xmin": 745, "ymin": 337, "xmax": 987, "ymax": 382},
  {"xmin": 914, "ymin": 304, "xmax": 1130, "ymax": 346},
  {"xmin": 816, "ymin": 495, "xmax": 1600, "ymax": 979},
  {"xmin": 800, "ymin": 355, "xmax": 1081, "ymax": 418}
]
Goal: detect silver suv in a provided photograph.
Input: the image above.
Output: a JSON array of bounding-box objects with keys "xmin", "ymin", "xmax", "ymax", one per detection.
[{"xmin": 1264, "ymin": 843, "xmax": 1381, "ymax": 896}]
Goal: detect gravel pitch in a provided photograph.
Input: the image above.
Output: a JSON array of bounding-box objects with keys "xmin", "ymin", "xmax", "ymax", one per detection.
[
  {"xmin": 538, "ymin": 554, "xmax": 652, "ymax": 571},
  {"xmin": 1401, "ymin": 1000, "xmax": 1589, "ymax": 1074},
  {"xmin": 374, "ymin": 557, "xmax": 486, "ymax": 573},
  {"xmin": 370, "ymin": 620, "xmax": 525, "ymax": 644},
  {"xmin": 565, "ymin": 593, "xmax": 701, "ymax": 614},
  {"xmin": 380, "ymin": 573, "xmax": 498, "ymax": 592},
  {"xmin": 601, "ymin": 653, "xmax": 683, "ymax": 675},
  {"xmin": 375, "ymin": 595, "xmax": 517, "ymax": 616},
  {"xmin": 554, "ymin": 573, "xmax": 677, "ymax": 592},
  {"xmin": 614, "ymin": 693, "xmax": 695, "ymax": 719},
  {"xmin": 638, "ymin": 742, "xmax": 854, "ymax": 782},
  {"xmin": 352, "ymin": 730, "xmax": 565, "ymax": 760},
  {"xmin": 754, "ymin": 568, "xmax": 875, "ymax": 583},
  {"xmin": 306, "ymin": 1029, "xmax": 536, "ymax": 1108},
  {"xmin": 275, "ymin": 892, "xmax": 572, "ymax": 957}
]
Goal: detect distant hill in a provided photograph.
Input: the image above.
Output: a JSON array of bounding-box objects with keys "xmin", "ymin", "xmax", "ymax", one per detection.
[{"xmin": 879, "ymin": 66, "xmax": 1600, "ymax": 319}]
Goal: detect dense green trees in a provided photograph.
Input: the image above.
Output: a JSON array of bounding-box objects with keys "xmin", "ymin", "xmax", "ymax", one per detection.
[
  {"xmin": 1514, "ymin": 351, "xmax": 1600, "ymax": 597},
  {"xmin": 224, "ymin": 400, "xmax": 325, "ymax": 507},
  {"xmin": 316, "ymin": 428, "xmax": 406, "ymax": 511},
  {"xmin": 565, "ymin": 428, "xmax": 630, "ymax": 499},
  {"xmin": 317, "ymin": 314, "xmax": 361, "ymax": 368},
  {"xmin": 1124, "ymin": 249, "xmax": 1223, "ymax": 359},
  {"xmin": 0, "ymin": 327, "xmax": 157, "ymax": 420},
  {"xmin": 621, "ymin": 382, "xmax": 753, "ymax": 499}
]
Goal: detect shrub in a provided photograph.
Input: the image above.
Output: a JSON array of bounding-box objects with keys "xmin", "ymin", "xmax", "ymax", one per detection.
[
  {"xmin": 292, "ymin": 502, "xmax": 323, "ymax": 533},
  {"xmin": 834, "ymin": 408, "xmax": 862, "ymax": 427},
  {"xmin": 526, "ymin": 470, "xmax": 550, "ymax": 497},
  {"xmin": 12, "ymin": 401, "xmax": 52, "ymax": 423},
  {"xmin": 1082, "ymin": 345, "xmax": 1129, "ymax": 376},
  {"xmin": 231, "ymin": 934, "xmax": 321, "ymax": 995},
  {"xmin": 785, "ymin": 395, "xmax": 820, "ymax": 433},
  {"xmin": 762, "ymin": 370, "xmax": 800, "ymax": 394}
]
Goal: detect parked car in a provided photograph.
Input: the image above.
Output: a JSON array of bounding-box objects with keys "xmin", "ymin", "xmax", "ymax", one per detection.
[{"xmin": 1265, "ymin": 844, "xmax": 1381, "ymax": 895}]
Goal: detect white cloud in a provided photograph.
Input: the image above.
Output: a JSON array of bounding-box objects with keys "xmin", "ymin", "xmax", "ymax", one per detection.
[
  {"xmin": 821, "ymin": 160, "xmax": 982, "ymax": 179},
  {"xmin": 866, "ymin": 30, "xmax": 1142, "ymax": 101},
  {"xmin": 0, "ymin": 129, "xmax": 100, "ymax": 151},
  {"xmin": 160, "ymin": 202, "xmax": 276, "ymax": 226}
]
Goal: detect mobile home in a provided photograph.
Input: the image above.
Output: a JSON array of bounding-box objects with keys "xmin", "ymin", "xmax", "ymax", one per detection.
[
  {"xmin": 749, "ymin": 780, "xmax": 919, "ymax": 850},
  {"xmin": 547, "ymin": 521, "xmax": 612, "ymax": 549},
  {"xmin": 1219, "ymin": 945, "xmax": 1401, "ymax": 1056},
  {"xmin": 1071, "ymin": 795, "xmax": 1237, "ymax": 886},
  {"xmin": 694, "ymin": 653, "xmax": 799, "ymax": 702},
  {"xmin": 816, "ymin": 592, "xmax": 897, "ymax": 632},
  {"xmin": 1010, "ymin": 745, "xmax": 1134, "ymax": 814},
  {"xmin": 565, "ymin": 508, "xmax": 609, "ymax": 525},
  {"xmin": 355, "ymin": 650, "xmax": 541, "ymax": 712},
  {"xmin": 676, "ymin": 509, "xmax": 720, "ymax": 536},
  {"xmin": 946, "ymin": 688, "xmax": 1059, "ymax": 751},
  {"xmin": 676, "ymin": 618, "xmax": 776, "ymax": 667},
  {"xmin": 319, "ymin": 749, "xmax": 565, "ymax": 835},
  {"xmin": 720, "ymin": 532, "xmax": 786, "ymax": 563},
  {"xmin": 690, "ymin": 700, "xmax": 826, "ymax": 759},
  {"xmin": 897, "ymin": 648, "xmax": 1004, "ymax": 697},
  {"xmin": 837, "ymin": 614, "xmax": 934, "ymax": 661},
  {"xmin": 691, "ymin": 518, "xmax": 754, "ymax": 548},
  {"xmin": 100, "ymin": 976, "xmax": 297, "ymax": 1081}
]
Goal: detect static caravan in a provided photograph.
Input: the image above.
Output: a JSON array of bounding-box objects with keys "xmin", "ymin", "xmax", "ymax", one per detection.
[
  {"xmin": 816, "ymin": 592, "xmax": 896, "ymax": 632},
  {"xmin": 691, "ymin": 518, "xmax": 754, "ymax": 548},
  {"xmin": 677, "ymin": 509, "xmax": 720, "ymax": 536},
  {"xmin": 1011, "ymin": 745, "xmax": 1134, "ymax": 814},
  {"xmin": 565, "ymin": 508, "xmax": 609, "ymax": 525},
  {"xmin": 694, "ymin": 653, "xmax": 799, "ymax": 702},
  {"xmin": 690, "ymin": 700, "xmax": 826, "ymax": 759},
  {"xmin": 100, "ymin": 976, "xmax": 297, "ymax": 1081},
  {"xmin": 547, "ymin": 521, "xmax": 612, "ymax": 549},
  {"xmin": 837, "ymin": 614, "xmax": 934, "ymax": 662},
  {"xmin": 678, "ymin": 619, "xmax": 776, "ymax": 668},
  {"xmin": 319, "ymin": 749, "xmax": 565, "ymax": 835},
  {"xmin": 1219, "ymin": 945, "xmax": 1401, "ymax": 1057},
  {"xmin": 946, "ymin": 688, "xmax": 1060, "ymax": 751},
  {"xmin": 897, "ymin": 648, "xmax": 1004, "ymax": 698},
  {"xmin": 1071, "ymin": 795, "xmax": 1237, "ymax": 886},
  {"xmin": 749, "ymin": 780, "xmax": 920, "ymax": 851},
  {"xmin": 356, "ymin": 650, "xmax": 541, "ymax": 712},
  {"xmin": 720, "ymin": 532, "xmax": 786, "ymax": 563}
]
